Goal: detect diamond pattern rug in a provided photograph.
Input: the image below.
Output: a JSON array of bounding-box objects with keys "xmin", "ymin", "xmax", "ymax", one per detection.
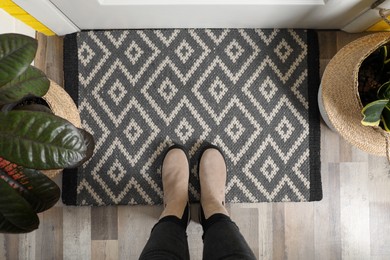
[{"xmin": 62, "ymin": 29, "xmax": 322, "ymax": 206}]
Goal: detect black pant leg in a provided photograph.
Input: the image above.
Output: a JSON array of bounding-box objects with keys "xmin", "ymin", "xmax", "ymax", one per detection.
[
  {"xmin": 139, "ymin": 216, "xmax": 190, "ymax": 260},
  {"xmin": 202, "ymin": 214, "xmax": 257, "ymax": 260}
]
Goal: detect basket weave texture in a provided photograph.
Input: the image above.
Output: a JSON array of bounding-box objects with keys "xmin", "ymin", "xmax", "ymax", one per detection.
[{"xmin": 321, "ymin": 33, "xmax": 390, "ymax": 158}]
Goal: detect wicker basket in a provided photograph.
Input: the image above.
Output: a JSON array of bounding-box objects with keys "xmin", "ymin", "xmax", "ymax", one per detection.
[
  {"xmin": 41, "ymin": 80, "xmax": 81, "ymax": 178},
  {"xmin": 320, "ymin": 32, "xmax": 390, "ymax": 159}
]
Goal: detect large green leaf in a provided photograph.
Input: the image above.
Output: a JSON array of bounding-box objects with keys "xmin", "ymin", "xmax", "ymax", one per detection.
[
  {"xmin": 361, "ymin": 99, "xmax": 389, "ymax": 126},
  {"xmin": 77, "ymin": 127, "xmax": 95, "ymax": 165},
  {"xmin": 0, "ymin": 66, "xmax": 50, "ymax": 105},
  {"xmin": 0, "ymin": 157, "xmax": 60, "ymax": 213},
  {"xmin": 0, "ymin": 34, "xmax": 37, "ymax": 87},
  {"xmin": 0, "ymin": 178, "xmax": 39, "ymax": 233},
  {"xmin": 0, "ymin": 110, "xmax": 94, "ymax": 169},
  {"xmin": 0, "ymin": 213, "xmax": 34, "ymax": 233}
]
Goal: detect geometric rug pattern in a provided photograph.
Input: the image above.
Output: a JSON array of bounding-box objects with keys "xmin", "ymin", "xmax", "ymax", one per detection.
[{"xmin": 62, "ymin": 29, "xmax": 322, "ymax": 206}]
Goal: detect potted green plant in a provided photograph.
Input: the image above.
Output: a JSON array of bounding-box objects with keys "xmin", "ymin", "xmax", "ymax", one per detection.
[
  {"xmin": 0, "ymin": 33, "xmax": 94, "ymax": 233},
  {"xmin": 360, "ymin": 45, "xmax": 390, "ymax": 131},
  {"xmin": 319, "ymin": 32, "xmax": 390, "ymax": 158}
]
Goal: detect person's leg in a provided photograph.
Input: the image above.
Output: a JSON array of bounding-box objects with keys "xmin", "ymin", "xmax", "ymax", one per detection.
[
  {"xmin": 201, "ymin": 211, "xmax": 256, "ymax": 260},
  {"xmin": 139, "ymin": 145, "xmax": 190, "ymax": 260},
  {"xmin": 139, "ymin": 207, "xmax": 190, "ymax": 260},
  {"xmin": 199, "ymin": 146, "xmax": 257, "ymax": 260}
]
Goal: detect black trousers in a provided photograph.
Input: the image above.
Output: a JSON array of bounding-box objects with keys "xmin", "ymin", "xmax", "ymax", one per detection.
[{"xmin": 139, "ymin": 213, "xmax": 257, "ymax": 260}]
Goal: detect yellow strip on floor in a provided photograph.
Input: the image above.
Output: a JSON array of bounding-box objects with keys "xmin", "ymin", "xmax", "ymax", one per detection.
[{"xmin": 0, "ymin": 0, "xmax": 55, "ymax": 36}]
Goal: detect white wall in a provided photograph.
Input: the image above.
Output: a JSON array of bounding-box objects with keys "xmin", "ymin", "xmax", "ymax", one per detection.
[{"xmin": 0, "ymin": 8, "xmax": 35, "ymax": 36}]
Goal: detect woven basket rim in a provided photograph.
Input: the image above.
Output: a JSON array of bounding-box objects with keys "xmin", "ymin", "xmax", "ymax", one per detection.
[{"xmin": 321, "ymin": 32, "xmax": 390, "ymax": 157}]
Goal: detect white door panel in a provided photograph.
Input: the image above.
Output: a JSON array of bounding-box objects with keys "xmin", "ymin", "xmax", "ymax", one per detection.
[
  {"xmin": 14, "ymin": 0, "xmax": 381, "ymax": 35},
  {"xmin": 48, "ymin": 0, "xmax": 371, "ymax": 31}
]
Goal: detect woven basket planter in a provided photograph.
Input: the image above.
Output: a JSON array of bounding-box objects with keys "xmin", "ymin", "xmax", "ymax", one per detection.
[
  {"xmin": 41, "ymin": 80, "xmax": 81, "ymax": 178},
  {"xmin": 320, "ymin": 32, "xmax": 390, "ymax": 158}
]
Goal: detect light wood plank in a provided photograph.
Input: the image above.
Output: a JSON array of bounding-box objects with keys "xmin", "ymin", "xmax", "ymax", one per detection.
[
  {"xmin": 187, "ymin": 220, "xmax": 204, "ymax": 259},
  {"xmin": 336, "ymin": 131, "xmax": 369, "ymax": 163},
  {"xmin": 45, "ymin": 35, "xmax": 64, "ymax": 85},
  {"xmin": 368, "ymin": 155, "xmax": 390, "ymax": 259},
  {"xmin": 63, "ymin": 207, "xmax": 91, "ymax": 260},
  {"xmin": 35, "ymin": 207, "xmax": 63, "ymax": 260},
  {"xmin": 351, "ymin": 146, "xmax": 369, "ymax": 162},
  {"xmin": 369, "ymin": 202, "xmax": 390, "ymax": 258},
  {"xmin": 339, "ymin": 138, "xmax": 353, "ymax": 162},
  {"xmin": 34, "ymin": 32, "xmax": 48, "ymax": 71},
  {"xmin": 0, "ymin": 234, "xmax": 18, "ymax": 260},
  {"xmin": 272, "ymin": 203, "xmax": 285, "ymax": 260},
  {"xmin": 368, "ymin": 155, "xmax": 390, "ymax": 202},
  {"xmin": 314, "ymin": 163, "xmax": 342, "ymax": 260},
  {"xmin": 91, "ymin": 206, "xmax": 118, "ymax": 240},
  {"xmin": 4, "ymin": 235, "xmax": 19, "ymax": 260},
  {"xmin": 0, "ymin": 235, "xmax": 6, "ymax": 260},
  {"xmin": 340, "ymin": 162, "xmax": 370, "ymax": 259},
  {"xmin": 35, "ymin": 33, "xmax": 64, "ymax": 85},
  {"xmin": 91, "ymin": 240, "xmax": 118, "ymax": 260},
  {"xmin": 254, "ymin": 203, "xmax": 273, "ymax": 260},
  {"xmin": 284, "ymin": 203, "xmax": 315, "ymax": 259},
  {"xmin": 317, "ymin": 31, "xmax": 338, "ymax": 60},
  {"xmin": 318, "ymin": 30, "xmax": 337, "ymax": 77},
  {"xmin": 320, "ymin": 123, "xmax": 340, "ymax": 163},
  {"xmin": 186, "ymin": 203, "xmax": 203, "ymax": 259},
  {"xmin": 18, "ymin": 232, "xmax": 36, "ymax": 260},
  {"xmin": 117, "ymin": 205, "xmax": 161, "ymax": 259}
]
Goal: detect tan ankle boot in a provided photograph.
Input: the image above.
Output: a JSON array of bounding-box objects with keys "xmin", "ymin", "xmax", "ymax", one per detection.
[
  {"xmin": 199, "ymin": 145, "xmax": 229, "ymax": 219},
  {"xmin": 160, "ymin": 144, "xmax": 189, "ymax": 220}
]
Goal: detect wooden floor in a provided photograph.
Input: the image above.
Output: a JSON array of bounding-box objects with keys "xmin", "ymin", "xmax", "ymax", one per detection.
[{"xmin": 1, "ymin": 31, "xmax": 390, "ymax": 260}]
